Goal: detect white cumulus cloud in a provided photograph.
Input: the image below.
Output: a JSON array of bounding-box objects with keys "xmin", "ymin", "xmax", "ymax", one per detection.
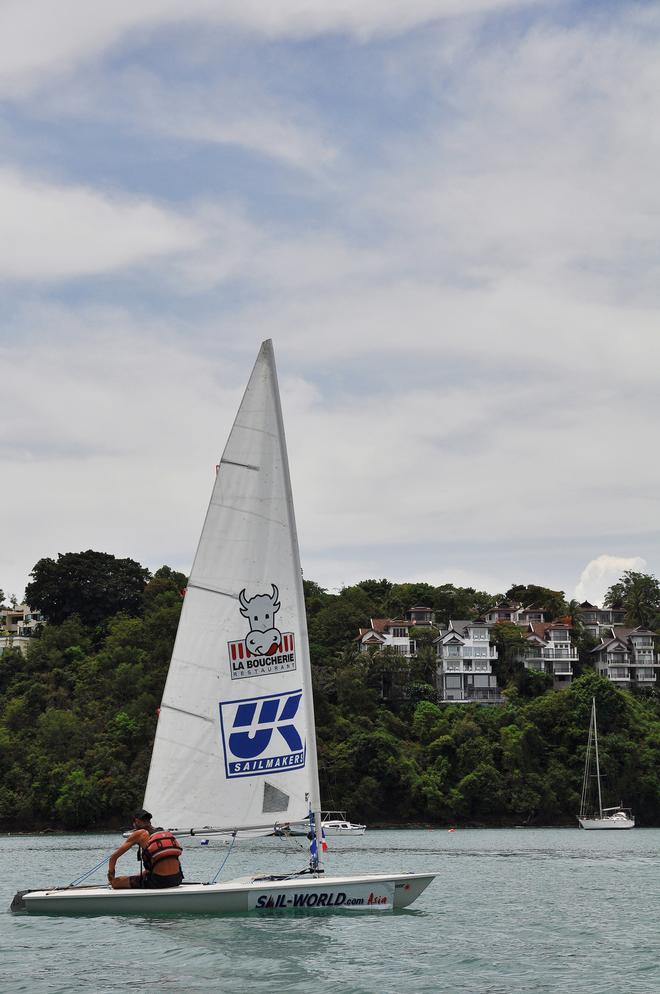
[
  {"xmin": 0, "ymin": 169, "xmax": 204, "ymax": 281},
  {"xmin": 574, "ymin": 555, "xmax": 647, "ymax": 607}
]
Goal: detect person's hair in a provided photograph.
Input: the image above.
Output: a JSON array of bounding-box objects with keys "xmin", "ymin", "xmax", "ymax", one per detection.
[{"xmin": 133, "ymin": 808, "xmax": 152, "ymax": 821}]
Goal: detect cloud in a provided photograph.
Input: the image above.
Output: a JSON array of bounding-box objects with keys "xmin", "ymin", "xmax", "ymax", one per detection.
[
  {"xmin": 2, "ymin": 4, "xmax": 660, "ymax": 606},
  {"xmin": 34, "ymin": 67, "xmax": 338, "ymax": 174},
  {"xmin": 574, "ymin": 555, "xmax": 647, "ymax": 607},
  {"xmin": 360, "ymin": 12, "xmax": 660, "ymax": 301},
  {"xmin": 0, "ymin": 0, "xmax": 534, "ymax": 96},
  {"xmin": 0, "ymin": 168, "xmax": 204, "ymax": 281},
  {"xmin": 0, "ymin": 308, "xmax": 253, "ymax": 599}
]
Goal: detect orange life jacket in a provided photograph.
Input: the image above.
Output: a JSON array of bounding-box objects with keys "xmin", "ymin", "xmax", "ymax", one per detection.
[{"xmin": 142, "ymin": 831, "xmax": 183, "ymax": 871}]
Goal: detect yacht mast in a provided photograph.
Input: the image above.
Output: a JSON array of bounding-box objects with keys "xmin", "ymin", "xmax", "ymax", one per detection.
[{"xmin": 592, "ymin": 698, "xmax": 603, "ymax": 820}]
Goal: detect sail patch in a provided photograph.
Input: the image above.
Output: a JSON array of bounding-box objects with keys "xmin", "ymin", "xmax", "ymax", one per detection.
[
  {"xmin": 228, "ymin": 634, "xmax": 296, "ymax": 680},
  {"xmin": 219, "ymin": 690, "xmax": 306, "ymax": 779},
  {"xmin": 262, "ymin": 782, "xmax": 290, "ymax": 813},
  {"xmin": 229, "ymin": 584, "xmax": 297, "ymax": 679}
]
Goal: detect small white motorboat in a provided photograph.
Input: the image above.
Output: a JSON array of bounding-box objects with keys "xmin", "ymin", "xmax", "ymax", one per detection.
[
  {"xmin": 320, "ymin": 812, "xmax": 366, "ymax": 837},
  {"xmin": 276, "ymin": 811, "xmax": 366, "ymax": 838}
]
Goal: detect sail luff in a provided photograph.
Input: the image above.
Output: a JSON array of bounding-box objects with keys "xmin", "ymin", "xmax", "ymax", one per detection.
[{"xmin": 262, "ymin": 340, "xmax": 323, "ymax": 820}]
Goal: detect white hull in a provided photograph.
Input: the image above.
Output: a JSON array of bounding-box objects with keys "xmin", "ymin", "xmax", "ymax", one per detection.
[
  {"xmin": 282, "ymin": 825, "xmax": 366, "ymax": 838},
  {"xmin": 16, "ymin": 872, "xmax": 434, "ymax": 916},
  {"xmin": 324, "ymin": 827, "xmax": 366, "ymax": 837},
  {"xmin": 578, "ymin": 817, "xmax": 635, "ymax": 830}
]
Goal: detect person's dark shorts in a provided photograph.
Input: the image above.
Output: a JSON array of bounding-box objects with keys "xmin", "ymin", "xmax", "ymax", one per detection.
[{"xmin": 129, "ymin": 870, "xmax": 184, "ymax": 889}]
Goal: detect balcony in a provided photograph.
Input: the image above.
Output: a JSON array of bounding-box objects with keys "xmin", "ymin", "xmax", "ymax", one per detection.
[
  {"xmin": 632, "ymin": 652, "xmax": 656, "ymax": 664},
  {"xmin": 465, "ymin": 688, "xmax": 502, "ymax": 702},
  {"xmin": 542, "ymin": 648, "xmax": 578, "ymax": 660},
  {"xmin": 606, "ymin": 669, "xmax": 631, "ymax": 682},
  {"xmin": 440, "ymin": 689, "xmax": 503, "ymax": 704},
  {"xmin": 439, "ymin": 647, "xmax": 496, "ymax": 660}
]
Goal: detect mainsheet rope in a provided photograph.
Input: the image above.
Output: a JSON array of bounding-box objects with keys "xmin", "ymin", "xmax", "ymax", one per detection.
[
  {"xmin": 69, "ymin": 854, "xmax": 110, "ymax": 887},
  {"xmin": 207, "ymin": 832, "xmax": 238, "ymax": 884}
]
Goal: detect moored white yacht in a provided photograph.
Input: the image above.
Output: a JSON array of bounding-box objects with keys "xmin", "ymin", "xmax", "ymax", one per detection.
[{"xmin": 577, "ymin": 697, "xmax": 635, "ymax": 830}]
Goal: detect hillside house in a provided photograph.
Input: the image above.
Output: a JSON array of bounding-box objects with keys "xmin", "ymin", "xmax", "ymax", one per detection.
[
  {"xmin": 434, "ymin": 618, "xmax": 500, "ymax": 703},
  {"xmin": 591, "ymin": 626, "xmax": 659, "ymax": 688},
  {"xmin": 515, "ymin": 621, "xmax": 577, "ymax": 689},
  {"xmin": 0, "ymin": 604, "xmax": 44, "ymax": 656}
]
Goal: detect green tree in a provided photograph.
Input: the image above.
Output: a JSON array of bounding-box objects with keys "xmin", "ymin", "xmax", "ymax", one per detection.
[
  {"xmin": 54, "ymin": 769, "xmax": 100, "ymax": 828},
  {"xmin": 604, "ymin": 571, "xmax": 660, "ymax": 629},
  {"xmin": 25, "ymin": 550, "xmax": 151, "ymax": 626},
  {"xmin": 491, "ymin": 621, "xmax": 528, "ymax": 686},
  {"xmin": 506, "ymin": 584, "xmax": 567, "ymax": 619}
]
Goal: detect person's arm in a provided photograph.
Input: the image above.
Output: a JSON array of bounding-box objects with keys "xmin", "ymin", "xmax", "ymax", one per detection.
[{"xmin": 107, "ymin": 830, "xmax": 149, "ymax": 883}]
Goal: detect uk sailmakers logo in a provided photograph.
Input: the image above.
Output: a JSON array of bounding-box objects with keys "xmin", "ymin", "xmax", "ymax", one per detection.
[
  {"xmin": 219, "ymin": 690, "xmax": 306, "ymax": 778},
  {"xmin": 227, "ymin": 584, "xmax": 296, "ymax": 680}
]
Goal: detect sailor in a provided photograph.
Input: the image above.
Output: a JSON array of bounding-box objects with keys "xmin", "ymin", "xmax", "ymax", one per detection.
[{"xmin": 107, "ymin": 809, "xmax": 184, "ymax": 889}]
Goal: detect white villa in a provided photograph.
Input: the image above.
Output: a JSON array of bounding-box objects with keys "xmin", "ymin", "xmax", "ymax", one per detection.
[
  {"xmin": 515, "ymin": 621, "xmax": 577, "ymax": 689},
  {"xmin": 356, "ymin": 605, "xmax": 435, "ymax": 659},
  {"xmin": 576, "ymin": 600, "xmax": 626, "ymax": 639},
  {"xmin": 434, "ymin": 618, "xmax": 500, "ymax": 703},
  {"xmin": 0, "ymin": 603, "xmax": 44, "ymax": 656},
  {"xmin": 591, "ymin": 626, "xmax": 660, "ymax": 688}
]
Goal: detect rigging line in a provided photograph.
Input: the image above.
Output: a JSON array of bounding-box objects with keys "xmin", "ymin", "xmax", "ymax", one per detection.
[
  {"xmin": 207, "ymin": 832, "xmax": 237, "ymax": 885},
  {"xmin": 69, "ymin": 854, "xmax": 110, "ymax": 887},
  {"xmin": 219, "ymin": 458, "xmax": 260, "ymax": 472},
  {"xmin": 186, "ymin": 583, "xmax": 240, "ymax": 599}
]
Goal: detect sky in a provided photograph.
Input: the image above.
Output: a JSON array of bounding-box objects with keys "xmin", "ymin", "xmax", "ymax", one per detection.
[{"xmin": 1, "ymin": 0, "xmax": 659, "ymax": 610}]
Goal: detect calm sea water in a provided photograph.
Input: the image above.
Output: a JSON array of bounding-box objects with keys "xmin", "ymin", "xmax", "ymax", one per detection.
[{"xmin": 1, "ymin": 828, "xmax": 658, "ymax": 994}]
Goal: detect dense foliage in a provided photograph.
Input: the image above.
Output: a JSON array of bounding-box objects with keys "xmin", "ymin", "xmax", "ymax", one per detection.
[
  {"xmin": 2, "ymin": 560, "xmax": 660, "ymax": 830},
  {"xmin": 25, "ymin": 550, "xmax": 151, "ymax": 626}
]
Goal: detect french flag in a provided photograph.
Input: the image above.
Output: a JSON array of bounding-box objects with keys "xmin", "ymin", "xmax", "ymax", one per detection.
[{"xmin": 309, "ymin": 829, "xmax": 328, "ymax": 859}]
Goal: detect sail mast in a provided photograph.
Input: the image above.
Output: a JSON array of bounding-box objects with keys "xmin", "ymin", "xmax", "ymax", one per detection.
[
  {"xmin": 592, "ymin": 698, "xmax": 603, "ymax": 819},
  {"xmin": 263, "ymin": 341, "xmax": 323, "ymax": 828},
  {"xmin": 579, "ymin": 705, "xmax": 592, "ymax": 821}
]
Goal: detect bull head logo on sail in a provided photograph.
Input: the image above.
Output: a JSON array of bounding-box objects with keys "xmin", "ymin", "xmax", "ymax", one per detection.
[
  {"xmin": 239, "ymin": 584, "xmax": 281, "ymax": 656},
  {"xmin": 227, "ymin": 584, "xmax": 297, "ymax": 680}
]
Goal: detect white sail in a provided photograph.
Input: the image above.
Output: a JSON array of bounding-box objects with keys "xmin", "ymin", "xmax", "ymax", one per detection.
[{"xmin": 144, "ymin": 340, "xmax": 321, "ymax": 834}]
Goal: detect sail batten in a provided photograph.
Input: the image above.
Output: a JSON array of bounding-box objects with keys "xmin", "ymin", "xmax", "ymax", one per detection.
[
  {"xmin": 219, "ymin": 458, "xmax": 261, "ymax": 471},
  {"xmin": 144, "ymin": 340, "xmax": 320, "ymax": 834},
  {"xmin": 186, "ymin": 583, "xmax": 240, "ymax": 599}
]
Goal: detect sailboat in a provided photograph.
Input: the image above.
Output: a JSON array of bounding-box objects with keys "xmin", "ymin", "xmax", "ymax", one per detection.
[
  {"xmin": 14, "ymin": 341, "xmax": 435, "ymax": 915},
  {"xmin": 577, "ymin": 697, "xmax": 634, "ymax": 830}
]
